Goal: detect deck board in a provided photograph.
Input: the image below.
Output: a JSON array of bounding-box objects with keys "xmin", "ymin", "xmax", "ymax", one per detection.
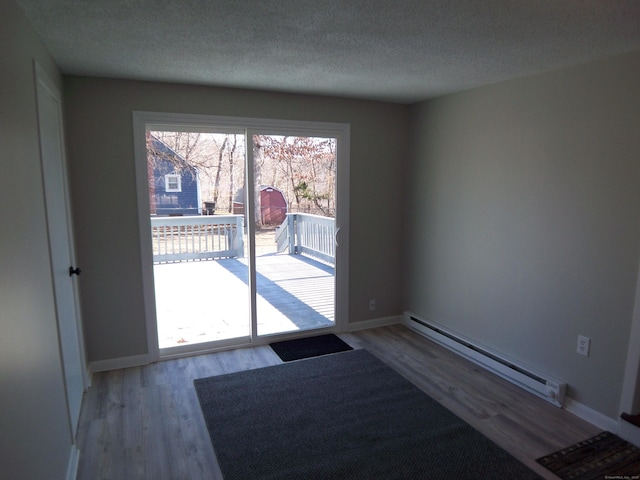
[{"xmin": 154, "ymin": 253, "xmax": 335, "ymax": 348}]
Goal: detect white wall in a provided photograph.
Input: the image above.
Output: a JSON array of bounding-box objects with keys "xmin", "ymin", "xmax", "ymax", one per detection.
[
  {"xmin": 63, "ymin": 77, "xmax": 409, "ymax": 363},
  {"xmin": 406, "ymin": 50, "xmax": 640, "ymax": 419},
  {"xmin": 0, "ymin": 1, "xmax": 74, "ymax": 479}
]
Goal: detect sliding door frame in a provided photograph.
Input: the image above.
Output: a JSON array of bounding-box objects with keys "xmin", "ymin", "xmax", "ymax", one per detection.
[{"xmin": 133, "ymin": 111, "xmax": 350, "ymax": 361}]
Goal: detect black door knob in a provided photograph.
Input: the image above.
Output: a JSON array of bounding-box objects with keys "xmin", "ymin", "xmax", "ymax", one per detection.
[{"xmin": 69, "ymin": 266, "xmax": 82, "ymax": 276}]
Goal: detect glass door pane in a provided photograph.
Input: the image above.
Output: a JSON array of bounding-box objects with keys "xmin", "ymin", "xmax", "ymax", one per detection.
[
  {"xmin": 251, "ymin": 134, "xmax": 337, "ymax": 336},
  {"xmin": 146, "ymin": 130, "xmax": 251, "ymax": 352}
]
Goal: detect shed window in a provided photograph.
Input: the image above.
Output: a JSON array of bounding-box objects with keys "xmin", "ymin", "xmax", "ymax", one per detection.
[{"xmin": 165, "ymin": 174, "xmax": 181, "ymax": 192}]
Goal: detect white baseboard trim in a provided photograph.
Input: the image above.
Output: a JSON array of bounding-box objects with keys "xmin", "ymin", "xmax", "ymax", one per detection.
[
  {"xmin": 88, "ymin": 319, "xmax": 404, "ymax": 371},
  {"xmin": 66, "ymin": 445, "xmax": 80, "ymax": 480},
  {"xmin": 345, "ymin": 315, "xmax": 401, "ymax": 332},
  {"xmin": 563, "ymin": 397, "xmax": 618, "ymax": 432},
  {"xmin": 89, "ymin": 353, "xmax": 152, "ymax": 373},
  {"xmin": 619, "ymin": 419, "xmax": 640, "ymax": 447}
]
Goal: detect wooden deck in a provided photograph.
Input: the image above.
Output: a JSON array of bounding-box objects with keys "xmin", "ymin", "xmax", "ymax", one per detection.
[{"xmin": 153, "ymin": 253, "xmax": 335, "ymax": 348}]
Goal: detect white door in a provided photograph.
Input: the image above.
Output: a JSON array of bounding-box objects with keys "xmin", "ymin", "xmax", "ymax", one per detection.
[{"xmin": 35, "ymin": 63, "xmax": 86, "ymax": 438}]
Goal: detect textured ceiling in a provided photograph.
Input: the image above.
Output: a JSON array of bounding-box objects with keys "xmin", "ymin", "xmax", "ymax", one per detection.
[{"xmin": 16, "ymin": 0, "xmax": 640, "ymax": 103}]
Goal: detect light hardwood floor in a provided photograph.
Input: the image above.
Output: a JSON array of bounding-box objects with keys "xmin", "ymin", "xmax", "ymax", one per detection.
[{"xmin": 76, "ymin": 324, "xmax": 600, "ymax": 479}]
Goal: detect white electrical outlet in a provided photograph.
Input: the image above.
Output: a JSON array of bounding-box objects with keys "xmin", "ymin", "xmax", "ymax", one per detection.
[
  {"xmin": 369, "ymin": 299, "xmax": 376, "ymax": 311},
  {"xmin": 577, "ymin": 335, "xmax": 591, "ymax": 356}
]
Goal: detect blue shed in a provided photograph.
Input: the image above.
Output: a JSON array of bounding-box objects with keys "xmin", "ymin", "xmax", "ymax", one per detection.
[{"xmin": 148, "ymin": 134, "xmax": 200, "ymax": 216}]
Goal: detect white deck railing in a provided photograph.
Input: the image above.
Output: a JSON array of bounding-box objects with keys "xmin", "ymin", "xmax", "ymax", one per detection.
[
  {"xmin": 151, "ymin": 215, "xmax": 244, "ymax": 263},
  {"xmin": 276, "ymin": 213, "xmax": 335, "ymax": 266}
]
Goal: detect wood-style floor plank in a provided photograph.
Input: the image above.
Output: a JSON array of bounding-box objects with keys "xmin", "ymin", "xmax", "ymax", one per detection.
[
  {"xmin": 76, "ymin": 325, "xmax": 599, "ymax": 479},
  {"xmin": 341, "ymin": 326, "xmax": 600, "ymax": 479}
]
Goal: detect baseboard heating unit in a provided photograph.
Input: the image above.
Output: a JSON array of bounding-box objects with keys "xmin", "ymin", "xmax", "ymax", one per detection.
[{"xmin": 403, "ymin": 312, "xmax": 566, "ymax": 407}]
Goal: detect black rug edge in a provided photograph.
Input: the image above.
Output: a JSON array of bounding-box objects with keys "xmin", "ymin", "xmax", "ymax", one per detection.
[
  {"xmin": 535, "ymin": 430, "xmax": 640, "ymax": 478},
  {"xmin": 269, "ymin": 333, "xmax": 353, "ymax": 362}
]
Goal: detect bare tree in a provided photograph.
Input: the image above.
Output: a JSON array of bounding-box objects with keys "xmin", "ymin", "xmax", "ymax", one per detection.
[
  {"xmin": 255, "ymin": 135, "xmax": 336, "ymax": 216},
  {"xmin": 148, "ymin": 131, "xmax": 203, "ymax": 179},
  {"xmin": 211, "ymin": 136, "xmax": 228, "ymax": 208},
  {"xmin": 227, "ymin": 134, "xmax": 238, "ymax": 213},
  {"xmin": 147, "ymin": 131, "xmax": 333, "ymax": 218}
]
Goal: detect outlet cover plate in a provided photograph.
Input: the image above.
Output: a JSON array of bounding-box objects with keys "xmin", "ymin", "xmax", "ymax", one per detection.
[{"xmin": 577, "ymin": 335, "xmax": 591, "ymax": 356}]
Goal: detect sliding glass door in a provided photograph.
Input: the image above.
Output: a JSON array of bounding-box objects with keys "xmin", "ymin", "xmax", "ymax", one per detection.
[
  {"xmin": 133, "ymin": 113, "xmax": 349, "ymax": 358},
  {"xmin": 146, "ymin": 129, "xmax": 251, "ymax": 351},
  {"xmin": 250, "ymin": 134, "xmax": 337, "ymax": 337}
]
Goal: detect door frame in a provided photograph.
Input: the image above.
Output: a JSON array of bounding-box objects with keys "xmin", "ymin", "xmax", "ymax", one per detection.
[
  {"xmin": 35, "ymin": 61, "xmax": 89, "ymax": 437},
  {"xmin": 620, "ymin": 262, "xmax": 640, "ymax": 431},
  {"xmin": 132, "ymin": 111, "xmax": 350, "ymax": 361}
]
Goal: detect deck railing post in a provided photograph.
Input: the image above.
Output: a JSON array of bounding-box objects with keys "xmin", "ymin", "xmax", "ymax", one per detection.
[
  {"xmin": 235, "ymin": 215, "xmax": 245, "ymax": 258},
  {"xmin": 288, "ymin": 214, "xmax": 296, "ymax": 254}
]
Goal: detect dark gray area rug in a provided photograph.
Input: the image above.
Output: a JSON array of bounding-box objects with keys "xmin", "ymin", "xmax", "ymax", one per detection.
[
  {"xmin": 194, "ymin": 349, "xmax": 541, "ymax": 480},
  {"xmin": 269, "ymin": 333, "xmax": 353, "ymax": 362}
]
